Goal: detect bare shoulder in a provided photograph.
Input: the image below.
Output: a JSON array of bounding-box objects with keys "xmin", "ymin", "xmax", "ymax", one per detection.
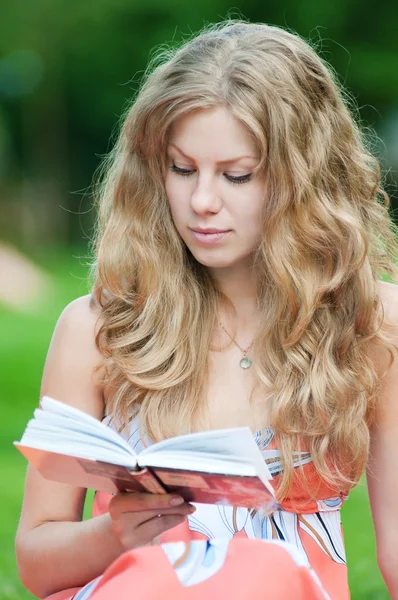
[
  {"xmin": 376, "ymin": 279, "xmax": 398, "ymax": 324},
  {"xmin": 58, "ymin": 292, "xmax": 102, "ymax": 325},
  {"xmin": 41, "ymin": 294, "xmax": 105, "ymax": 419},
  {"xmin": 54, "ymin": 294, "xmax": 104, "ymax": 368},
  {"xmin": 361, "ymin": 281, "xmax": 398, "ymax": 383},
  {"xmin": 371, "ymin": 280, "xmax": 398, "ymax": 421}
]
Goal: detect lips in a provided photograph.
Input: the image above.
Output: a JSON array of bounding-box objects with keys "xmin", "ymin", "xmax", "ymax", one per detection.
[
  {"xmin": 190, "ymin": 228, "xmax": 230, "ymax": 234},
  {"xmin": 189, "ymin": 228, "xmax": 232, "ymax": 245}
]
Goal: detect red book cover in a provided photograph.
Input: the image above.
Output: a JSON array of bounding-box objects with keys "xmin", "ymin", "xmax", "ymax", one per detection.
[{"xmin": 151, "ymin": 466, "xmax": 277, "ymax": 510}]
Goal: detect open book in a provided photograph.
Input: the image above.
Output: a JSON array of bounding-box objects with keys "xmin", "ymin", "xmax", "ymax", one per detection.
[{"xmin": 15, "ymin": 396, "xmax": 278, "ymax": 511}]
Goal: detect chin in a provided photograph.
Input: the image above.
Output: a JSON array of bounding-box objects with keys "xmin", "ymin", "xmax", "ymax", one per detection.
[{"xmin": 188, "ymin": 250, "xmax": 238, "ymax": 269}]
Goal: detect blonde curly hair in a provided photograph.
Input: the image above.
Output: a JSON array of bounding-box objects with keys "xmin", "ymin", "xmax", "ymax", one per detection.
[{"xmin": 91, "ymin": 20, "xmax": 398, "ymax": 501}]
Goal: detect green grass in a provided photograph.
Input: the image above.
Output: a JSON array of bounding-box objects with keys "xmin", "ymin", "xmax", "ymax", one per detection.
[
  {"xmin": 0, "ymin": 246, "xmax": 91, "ymax": 600},
  {"xmin": 0, "ymin": 246, "xmax": 390, "ymax": 598}
]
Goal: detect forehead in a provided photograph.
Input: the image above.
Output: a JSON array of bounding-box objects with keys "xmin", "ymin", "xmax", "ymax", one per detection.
[{"xmin": 167, "ymin": 106, "xmax": 259, "ymax": 163}]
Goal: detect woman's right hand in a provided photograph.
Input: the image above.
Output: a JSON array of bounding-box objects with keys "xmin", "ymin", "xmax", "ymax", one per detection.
[{"xmin": 108, "ymin": 492, "xmax": 196, "ymax": 551}]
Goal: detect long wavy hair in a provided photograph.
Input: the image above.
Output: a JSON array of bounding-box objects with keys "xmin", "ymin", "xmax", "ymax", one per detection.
[{"xmin": 91, "ymin": 20, "xmax": 398, "ymax": 501}]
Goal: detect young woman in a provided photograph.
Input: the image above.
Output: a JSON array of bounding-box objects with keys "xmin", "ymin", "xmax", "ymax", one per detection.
[{"xmin": 16, "ymin": 21, "xmax": 398, "ymax": 600}]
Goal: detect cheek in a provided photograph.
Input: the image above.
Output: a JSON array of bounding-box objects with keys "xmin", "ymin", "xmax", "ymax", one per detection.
[
  {"xmin": 165, "ymin": 180, "xmax": 192, "ymax": 236},
  {"xmin": 165, "ymin": 178, "xmax": 181, "ymax": 219},
  {"xmin": 234, "ymin": 192, "xmax": 263, "ymax": 231},
  {"xmin": 164, "ymin": 176, "xmax": 173, "ymax": 206}
]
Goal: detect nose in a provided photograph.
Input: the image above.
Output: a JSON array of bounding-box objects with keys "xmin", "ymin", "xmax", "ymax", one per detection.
[{"xmin": 190, "ymin": 174, "xmax": 222, "ymax": 215}]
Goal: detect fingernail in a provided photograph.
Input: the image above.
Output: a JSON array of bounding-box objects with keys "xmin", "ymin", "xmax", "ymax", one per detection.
[
  {"xmin": 188, "ymin": 505, "xmax": 197, "ymax": 513},
  {"xmin": 169, "ymin": 495, "xmax": 184, "ymax": 506}
]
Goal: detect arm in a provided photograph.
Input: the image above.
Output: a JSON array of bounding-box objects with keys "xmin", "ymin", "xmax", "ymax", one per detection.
[
  {"xmin": 15, "ymin": 295, "xmax": 192, "ymax": 599},
  {"xmin": 15, "ymin": 295, "xmax": 125, "ymax": 598},
  {"xmin": 367, "ymin": 282, "xmax": 398, "ymax": 598}
]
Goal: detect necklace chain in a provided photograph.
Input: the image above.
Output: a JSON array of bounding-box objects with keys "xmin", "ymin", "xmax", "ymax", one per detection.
[{"xmin": 217, "ymin": 320, "xmax": 255, "ymax": 369}]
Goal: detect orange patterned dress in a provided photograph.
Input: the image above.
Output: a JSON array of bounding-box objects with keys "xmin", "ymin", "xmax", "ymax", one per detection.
[{"xmin": 45, "ymin": 421, "xmax": 350, "ymax": 600}]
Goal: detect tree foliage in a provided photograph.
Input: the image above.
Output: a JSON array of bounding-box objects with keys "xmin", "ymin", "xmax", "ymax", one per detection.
[{"xmin": 1, "ymin": 0, "xmax": 397, "ymax": 244}]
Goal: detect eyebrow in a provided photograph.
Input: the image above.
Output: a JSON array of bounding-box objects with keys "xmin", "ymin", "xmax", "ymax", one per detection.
[{"xmin": 167, "ymin": 142, "xmax": 258, "ymax": 165}]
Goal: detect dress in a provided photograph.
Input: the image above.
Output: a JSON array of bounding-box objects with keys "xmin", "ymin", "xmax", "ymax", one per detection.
[{"xmin": 45, "ymin": 416, "xmax": 350, "ymax": 600}]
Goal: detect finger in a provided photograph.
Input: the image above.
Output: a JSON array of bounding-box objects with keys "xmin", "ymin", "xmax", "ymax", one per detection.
[
  {"xmin": 148, "ymin": 503, "xmax": 196, "ymax": 516},
  {"xmin": 114, "ymin": 503, "xmax": 196, "ymax": 530},
  {"xmin": 135, "ymin": 514, "xmax": 187, "ymax": 546},
  {"xmin": 109, "ymin": 492, "xmax": 185, "ymax": 518}
]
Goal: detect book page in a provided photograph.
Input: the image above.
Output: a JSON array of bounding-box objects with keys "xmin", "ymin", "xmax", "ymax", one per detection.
[
  {"xmin": 139, "ymin": 452, "xmax": 258, "ymax": 476},
  {"xmin": 40, "ymin": 396, "xmax": 107, "ymax": 426},
  {"xmin": 40, "ymin": 397, "xmax": 133, "ymax": 447},
  {"xmin": 17, "ymin": 396, "xmax": 138, "ymax": 467},
  {"xmin": 32, "ymin": 409, "xmax": 133, "ymax": 455},
  {"xmin": 140, "ymin": 427, "xmax": 272, "ymax": 484}
]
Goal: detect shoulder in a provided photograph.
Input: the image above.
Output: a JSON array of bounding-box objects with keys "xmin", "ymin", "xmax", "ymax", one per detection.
[
  {"xmin": 57, "ymin": 293, "xmax": 102, "ymax": 329},
  {"xmin": 371, "ymin": 280, "xmax": 398, "ymax": 401},
  {"xmin": 40, "ymin": 294, "xmax": 105, "ymax": 418},
  {"xmin": 376, "ymin": 279, "xmax": 398, "ymax": 325},
  {"xmin": 362, "ymin": 281, "xmax": 398, "ymax": 382},
  {"xmin": 52, "ymin": 293, "xmax": 104, "ymax": 374}
]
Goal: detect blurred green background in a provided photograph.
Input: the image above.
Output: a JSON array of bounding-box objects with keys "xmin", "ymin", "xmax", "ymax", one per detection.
[{"xmin": 1, "ymin": 0, "xmax": 397, "ymax": 598}]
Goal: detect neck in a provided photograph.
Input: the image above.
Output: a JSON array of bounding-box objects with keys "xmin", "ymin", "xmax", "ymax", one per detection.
[{"xmin": 209, "ymin": 261, "xmax": 259, "ymax": 326}]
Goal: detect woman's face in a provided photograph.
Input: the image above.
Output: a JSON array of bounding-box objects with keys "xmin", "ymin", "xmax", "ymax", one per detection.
[{"xmin": 165, "ymin": 106, "xmax": 266, "ymax": 271}]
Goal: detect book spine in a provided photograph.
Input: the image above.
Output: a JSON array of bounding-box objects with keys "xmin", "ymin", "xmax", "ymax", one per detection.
[{"xmin": 129, "ymin": 468, "xmax": 167, "ymax": 494}]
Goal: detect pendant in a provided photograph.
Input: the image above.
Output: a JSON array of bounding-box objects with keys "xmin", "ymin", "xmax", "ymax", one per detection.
[{"xmin": 240, "ymin": 356, "xmax": 252, "ymax": 369}]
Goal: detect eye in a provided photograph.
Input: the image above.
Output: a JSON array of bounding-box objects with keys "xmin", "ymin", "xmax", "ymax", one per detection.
[
  {"xmin": 170, "ymin": 164, "xmax": 194, "ymax": 177},
  {"xmin": 170, "ymin": 164, "xmax": 253, "ymax": 184},
  {"xmin": 225, "ymin": 173, "xmax": 253, "ymax": 185}
]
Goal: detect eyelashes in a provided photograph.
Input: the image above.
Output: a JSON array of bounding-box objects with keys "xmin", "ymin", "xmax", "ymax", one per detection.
[{"xmin": 170, "ymin": 164, "xmax": 253, "ymax": 185}]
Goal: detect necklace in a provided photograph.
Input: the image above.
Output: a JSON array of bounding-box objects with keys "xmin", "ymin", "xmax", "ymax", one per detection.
[{"xmin": 218, "ymin": 320, "xmax": 254, "ymax": 369}]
